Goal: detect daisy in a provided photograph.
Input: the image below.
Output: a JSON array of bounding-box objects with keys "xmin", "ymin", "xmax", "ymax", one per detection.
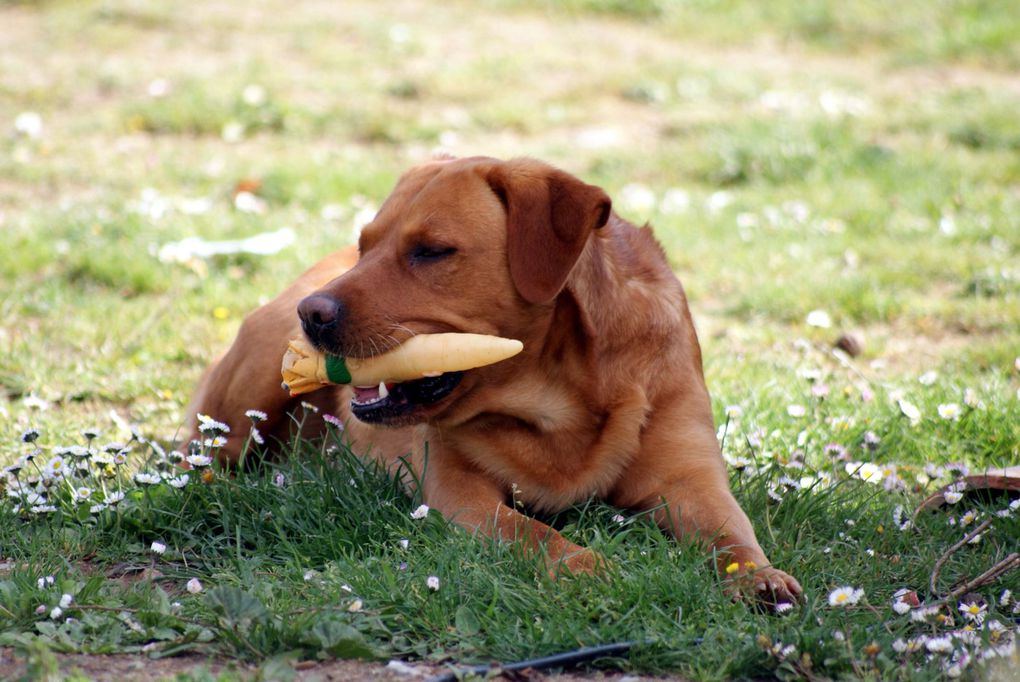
[
  {"xmin": 410, "ymin": 504, "xmax": 430, "ymax": 520},
  {"xmin": 166, "ymin": 474, "xmax": 190, "ymax": 488},
  {"xmin": 20, "ymin": 428, "xmax": 40, "ymax": 443},
  {"xmin": 186, "ymin": 454, "xmax": 212, "ymax": 468},
  {"xmin": 828, "ymin": 586, "xmax": 864, "ymax": 607},
  {"xmin": 959, "ymin": 600, "xmax": 986, "ymax": 623},
  {"xmin": 898, "ymin": 399, "xmax": 921, "ymax": 424},
  {"xmin": 150, "ymin": 541, "xmax": 167, "ymax": 555},
  {"xmin": 925, "ymin": 636, "xmax": 953, "ymax": 654},
  {"xmin": 196, "ymin": 415, "xmax": 230, "ymax": 434},
  {"xmin": 426, "ymin": 576, "xmax": 440, "ymax": 591},
  {"xmin": 186, "ymin": 578, "xmax": 203, "ymax": 594},
  {"xmin": 134, "ymin": 472, "xmax": 161, "ymax": 485},
  {"xmin": 59, "ymin": 593, "xmax": 72, "ymax": 608},
  {"xmin": 245, "ymin": 409, "xmax": 268, "ymax": 422},
  {"xmin": 347, "ymin": 599, "xmax": 363, "ymax": 612},
  {"xmin": 787, "ymin": 404, "xmax": 807, "ymax": 418},
  {"xmin": 938, "ymin": 403, "xmax": 961, "ymax": 421},
  {"xmin": 323, "ymin": 413, "xmax": 344, "ymax": 429}
]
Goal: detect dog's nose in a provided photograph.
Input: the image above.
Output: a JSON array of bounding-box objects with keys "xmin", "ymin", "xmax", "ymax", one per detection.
[{"xmin": 297, "ymin": 294, "xmax": 345, "ymax": 347}]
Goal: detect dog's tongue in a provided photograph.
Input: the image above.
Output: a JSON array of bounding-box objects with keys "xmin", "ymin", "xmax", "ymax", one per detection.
[{"xmin": 352, "ymin": 382, "xmax": 392, "ymax": 403}]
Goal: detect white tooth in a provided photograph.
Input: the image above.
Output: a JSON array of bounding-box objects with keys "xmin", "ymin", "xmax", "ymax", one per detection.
[
  {"xmin": 378, "ymin": 382, "xmax": 389, "ymax": 399},
  {"xmin": 422, "ymin": 371, "xmax": 442, "ymax": 377}
]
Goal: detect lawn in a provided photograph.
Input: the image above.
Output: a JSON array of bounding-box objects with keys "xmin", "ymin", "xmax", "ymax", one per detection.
[{"xmin": 1, "ymin": 0, "xmax": 1019, "ymax": 680}]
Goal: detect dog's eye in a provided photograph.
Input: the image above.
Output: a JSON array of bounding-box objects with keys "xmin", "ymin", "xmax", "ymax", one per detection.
[{"xmin": 410, "ymin": 244, "xmax": 457, "ymax": 263}]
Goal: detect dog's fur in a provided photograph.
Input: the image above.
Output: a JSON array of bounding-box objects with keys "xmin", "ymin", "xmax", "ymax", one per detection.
[{"xmin": 186, "ymin": 156, "xmax": 801, "ymax": 603}]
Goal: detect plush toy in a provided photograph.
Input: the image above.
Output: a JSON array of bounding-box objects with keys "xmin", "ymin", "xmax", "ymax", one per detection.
[{"xmin": 280, "ymin": 334, "xmax": 524, "ymax": 396}]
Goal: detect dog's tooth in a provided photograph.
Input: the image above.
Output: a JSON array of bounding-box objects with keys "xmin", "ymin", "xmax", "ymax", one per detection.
[{"xmin": 378, "ymin": 382, "xmax": 389, "ymax": 399}]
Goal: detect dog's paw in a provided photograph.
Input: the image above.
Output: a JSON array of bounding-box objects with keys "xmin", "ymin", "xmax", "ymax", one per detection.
[
  {"xmin": 548, "ymin": 548, "xmax": 607, "ymax": 579},
  {"xmin": 725, "ymin": 565, "xmax": 802, "ymax": 611}
]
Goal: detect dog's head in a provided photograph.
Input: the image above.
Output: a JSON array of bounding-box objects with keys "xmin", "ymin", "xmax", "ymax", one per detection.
[{"xmin": 297, "ymin": 156, "xmax": 611, "ymax": 425}]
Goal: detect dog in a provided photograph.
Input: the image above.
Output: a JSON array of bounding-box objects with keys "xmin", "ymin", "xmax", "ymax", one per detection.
[{"xmin": 186, "ymin": 155, "xmax": 802, "ymax": 605}]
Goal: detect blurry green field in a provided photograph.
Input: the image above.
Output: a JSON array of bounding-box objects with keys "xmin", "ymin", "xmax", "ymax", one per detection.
[{"xmin": 1, "ymin": 0, "xmax": 1019, "ymax": 679}]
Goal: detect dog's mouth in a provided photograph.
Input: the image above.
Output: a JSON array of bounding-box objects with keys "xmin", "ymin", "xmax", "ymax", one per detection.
[{"xmin": 349, "ymin": 372, "xmax": 464, "ymax": 424}]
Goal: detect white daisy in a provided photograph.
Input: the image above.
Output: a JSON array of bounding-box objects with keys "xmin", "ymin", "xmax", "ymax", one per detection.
[{"xmin": 828, "ymin": 586, "xmax": 864, "ymax": 607}]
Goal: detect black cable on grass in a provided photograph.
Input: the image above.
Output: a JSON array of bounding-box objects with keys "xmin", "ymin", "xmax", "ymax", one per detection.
[{"xmin": 425, "ymin": 640, "xmax": 643, "ymax": 682}]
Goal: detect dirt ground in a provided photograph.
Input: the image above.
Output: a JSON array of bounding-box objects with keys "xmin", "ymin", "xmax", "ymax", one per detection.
[{"xmin": 0, "ymin": 648, "xmax": 679, "ymax": 681}]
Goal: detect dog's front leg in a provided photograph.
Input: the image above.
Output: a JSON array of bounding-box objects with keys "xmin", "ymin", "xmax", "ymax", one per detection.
[
  {"xmin": 421, "ymin": 443, "xmax": 600, "ymax": 577},
  {"xmin": 613, "ymin": 399, "xmax": 802, "ymax": 605}
]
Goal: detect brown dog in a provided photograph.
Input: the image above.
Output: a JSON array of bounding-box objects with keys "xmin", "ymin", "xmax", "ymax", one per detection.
[{"xmin": 186, "ymin": 156, "xmax": 801, "ymax": 605}]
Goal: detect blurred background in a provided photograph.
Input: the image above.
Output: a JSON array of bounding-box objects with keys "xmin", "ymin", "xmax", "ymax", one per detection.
[{"xmin": 1, "ymin": 0, "xmax": 1019, "ymax": 442}]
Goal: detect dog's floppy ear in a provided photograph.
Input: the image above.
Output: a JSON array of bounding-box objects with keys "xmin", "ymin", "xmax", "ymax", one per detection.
[{"xmin": 487, "ymin": 160, "xmax": 611, "ymax": 305}]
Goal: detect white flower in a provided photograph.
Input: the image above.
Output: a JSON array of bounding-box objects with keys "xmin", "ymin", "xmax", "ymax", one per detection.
[
  {"xmin": 49, "ymin": 606, "xmax": 63, "ymax": 620},
  {"xmin": 241, "ymin": 84, "xmax": 267, "ymax": 107},
  {"xmin": 426, "ymin": 576, "xmax": 440, "ymax": 591},
  {"xmin": 1000, "ymin": 589, "xmax": 1012, "ymax": 607},
  {"xmin": 186, "ymin": 578, "xmax": 203, "ymax": 594},
  {"xmin": 399, "ymin": 538, "xmax": 409, "ymax": 550},
  {"xmin": 107, "ymin": 491, "xmax": 125, "ymax": 504},
  {"xmin": 59, "ymin": 593, "xmax": 72, "ymax": 608},
  {"xmin": 347, "ymin": 598, "xmax": 363, "ymax": 612},
  {"xmin": 944, "ymin": 490, "xmax": 964, "ymax": 504},
  {"xmin": 147, "ymin": 78, "xmax": 171, "ymax": 97},
  {"xmin": 611, "ymin": 514, "xmax": 626, "ymax": 524},
  {"xmin": 197, "ymin": 414, "xmax": 231, "ymax": 433},
  {"xmin": 14, "ymin": 111, "xmax": 43, "ymax": 138},
  {"xmin": 150, "ymin": 541, "xmax": 167, "ymax": 555},
  {"xmin": 724, "ymin": 405, "xmax": 743, "ymax": 419},
  {"xmin": 911, "ymin": 605, "xmax": 940, "ymax": 622},
  {"xmin": 963, "ymin": 389, "xmax": 981, "ymax": 409},
  {"xmin": 245, "ymin": 409, "xmax": 268, "ymax": 422},
  {"xmin": 805, "ymin": 310, "xmax": 832, "ymax": 328},
  {"xmin": 892, "ymin": 599, "xmax": 911, "ymax": 615},
  {"xmin": 134, "ymin": 472, "xmax": 161, "ymax": 485},
  {"xmin": 410, "ymin": 504, "xmax": 430, "ymax": 520},
  {"xmin": 221, "ymin": 120, "xmax": 245, "ymax": 143},
  {"xmin": 37, "ymin": 576, "xmax": 55, "ymax": 589},
  {"xmin": 959, "ymin": 600, "xmax": 986, "ymax": 623},
  {"xmin": 35, "ymin": 604, "xmax": 47, "ymax": 615},
  {"xmin": 786, "ymin": 404, "xmax": 807, "ymax": 417},
  {"xmin": 892, "ymin": 638, "xmax": 908, "ymax": 653},
  {"xmin": 898, "ymin": 399, "xmax": 922, "ymax": 424},
  {"xmin": 925, "ymin": 636, "xmax": 954, "ymax": 654},
  {"xmin": 828, "ymin": 586, "xmax": 864, "ymax": 607},
  {"xmin": 72, "ymin": 487, "xmax": 92, "ymax": 503},
  {"xmin": 938, "ymin": 403, "xmax": 961, "ymax": 421},
  {"xmin": 918, "ymin": 370, "xmax": 938, "ymax": 386},
  {"xmin": 846, "ymin": 462, "xmax": 883, "ymax": 484},
  {"xmin": 44, "ymin": 456, "xmax": 67, "ymax": 477},
  {"xmin": 774, "ymin": 602, "xmax": 794, "ymax": 614},
  {"xmin": 186, "ymin": 454, "xmax": 212, "ymax": 468}
]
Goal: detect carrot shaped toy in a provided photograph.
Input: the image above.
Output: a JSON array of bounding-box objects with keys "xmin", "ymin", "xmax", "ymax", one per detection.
[{"xmin": 281, "ymin": 334, "xmax": 524, "ymax": 396}]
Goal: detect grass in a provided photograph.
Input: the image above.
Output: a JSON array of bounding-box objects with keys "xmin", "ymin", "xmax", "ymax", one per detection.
[{"xmin": 1, "ymin": 0, "xmax": 1019, "ymax": 679}]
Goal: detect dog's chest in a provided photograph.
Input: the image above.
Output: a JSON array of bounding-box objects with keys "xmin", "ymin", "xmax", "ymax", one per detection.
[{"xmin": 452, "ymin": 384, "xmax": 649, "ymax": 511}]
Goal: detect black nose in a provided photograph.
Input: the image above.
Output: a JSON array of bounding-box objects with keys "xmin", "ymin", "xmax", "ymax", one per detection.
[{"xmin": 297, "ymin": 294, "xmax": 345, "ymax": 348}]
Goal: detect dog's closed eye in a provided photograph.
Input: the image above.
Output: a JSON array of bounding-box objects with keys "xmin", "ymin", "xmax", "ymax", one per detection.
[{"xmin": 409, "ymin": 244, "xmax": 457, "ymax": 264}]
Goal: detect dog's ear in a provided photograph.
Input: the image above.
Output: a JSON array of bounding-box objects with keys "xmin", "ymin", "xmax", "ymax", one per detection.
[{"xmin": 487, "ymin": 161, "xmax": 611, "ymax": 305}]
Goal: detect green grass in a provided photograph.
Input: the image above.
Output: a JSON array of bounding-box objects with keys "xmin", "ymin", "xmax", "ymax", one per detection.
[{"xmin": 2, "ymin": 0, "xmax": 1020, "ymax": 679}]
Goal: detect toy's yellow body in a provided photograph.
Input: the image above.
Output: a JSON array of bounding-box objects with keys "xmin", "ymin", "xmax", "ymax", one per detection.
[{"xmin": 281, "ymin": 334, "xmax": 523, "ymax": 396}]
